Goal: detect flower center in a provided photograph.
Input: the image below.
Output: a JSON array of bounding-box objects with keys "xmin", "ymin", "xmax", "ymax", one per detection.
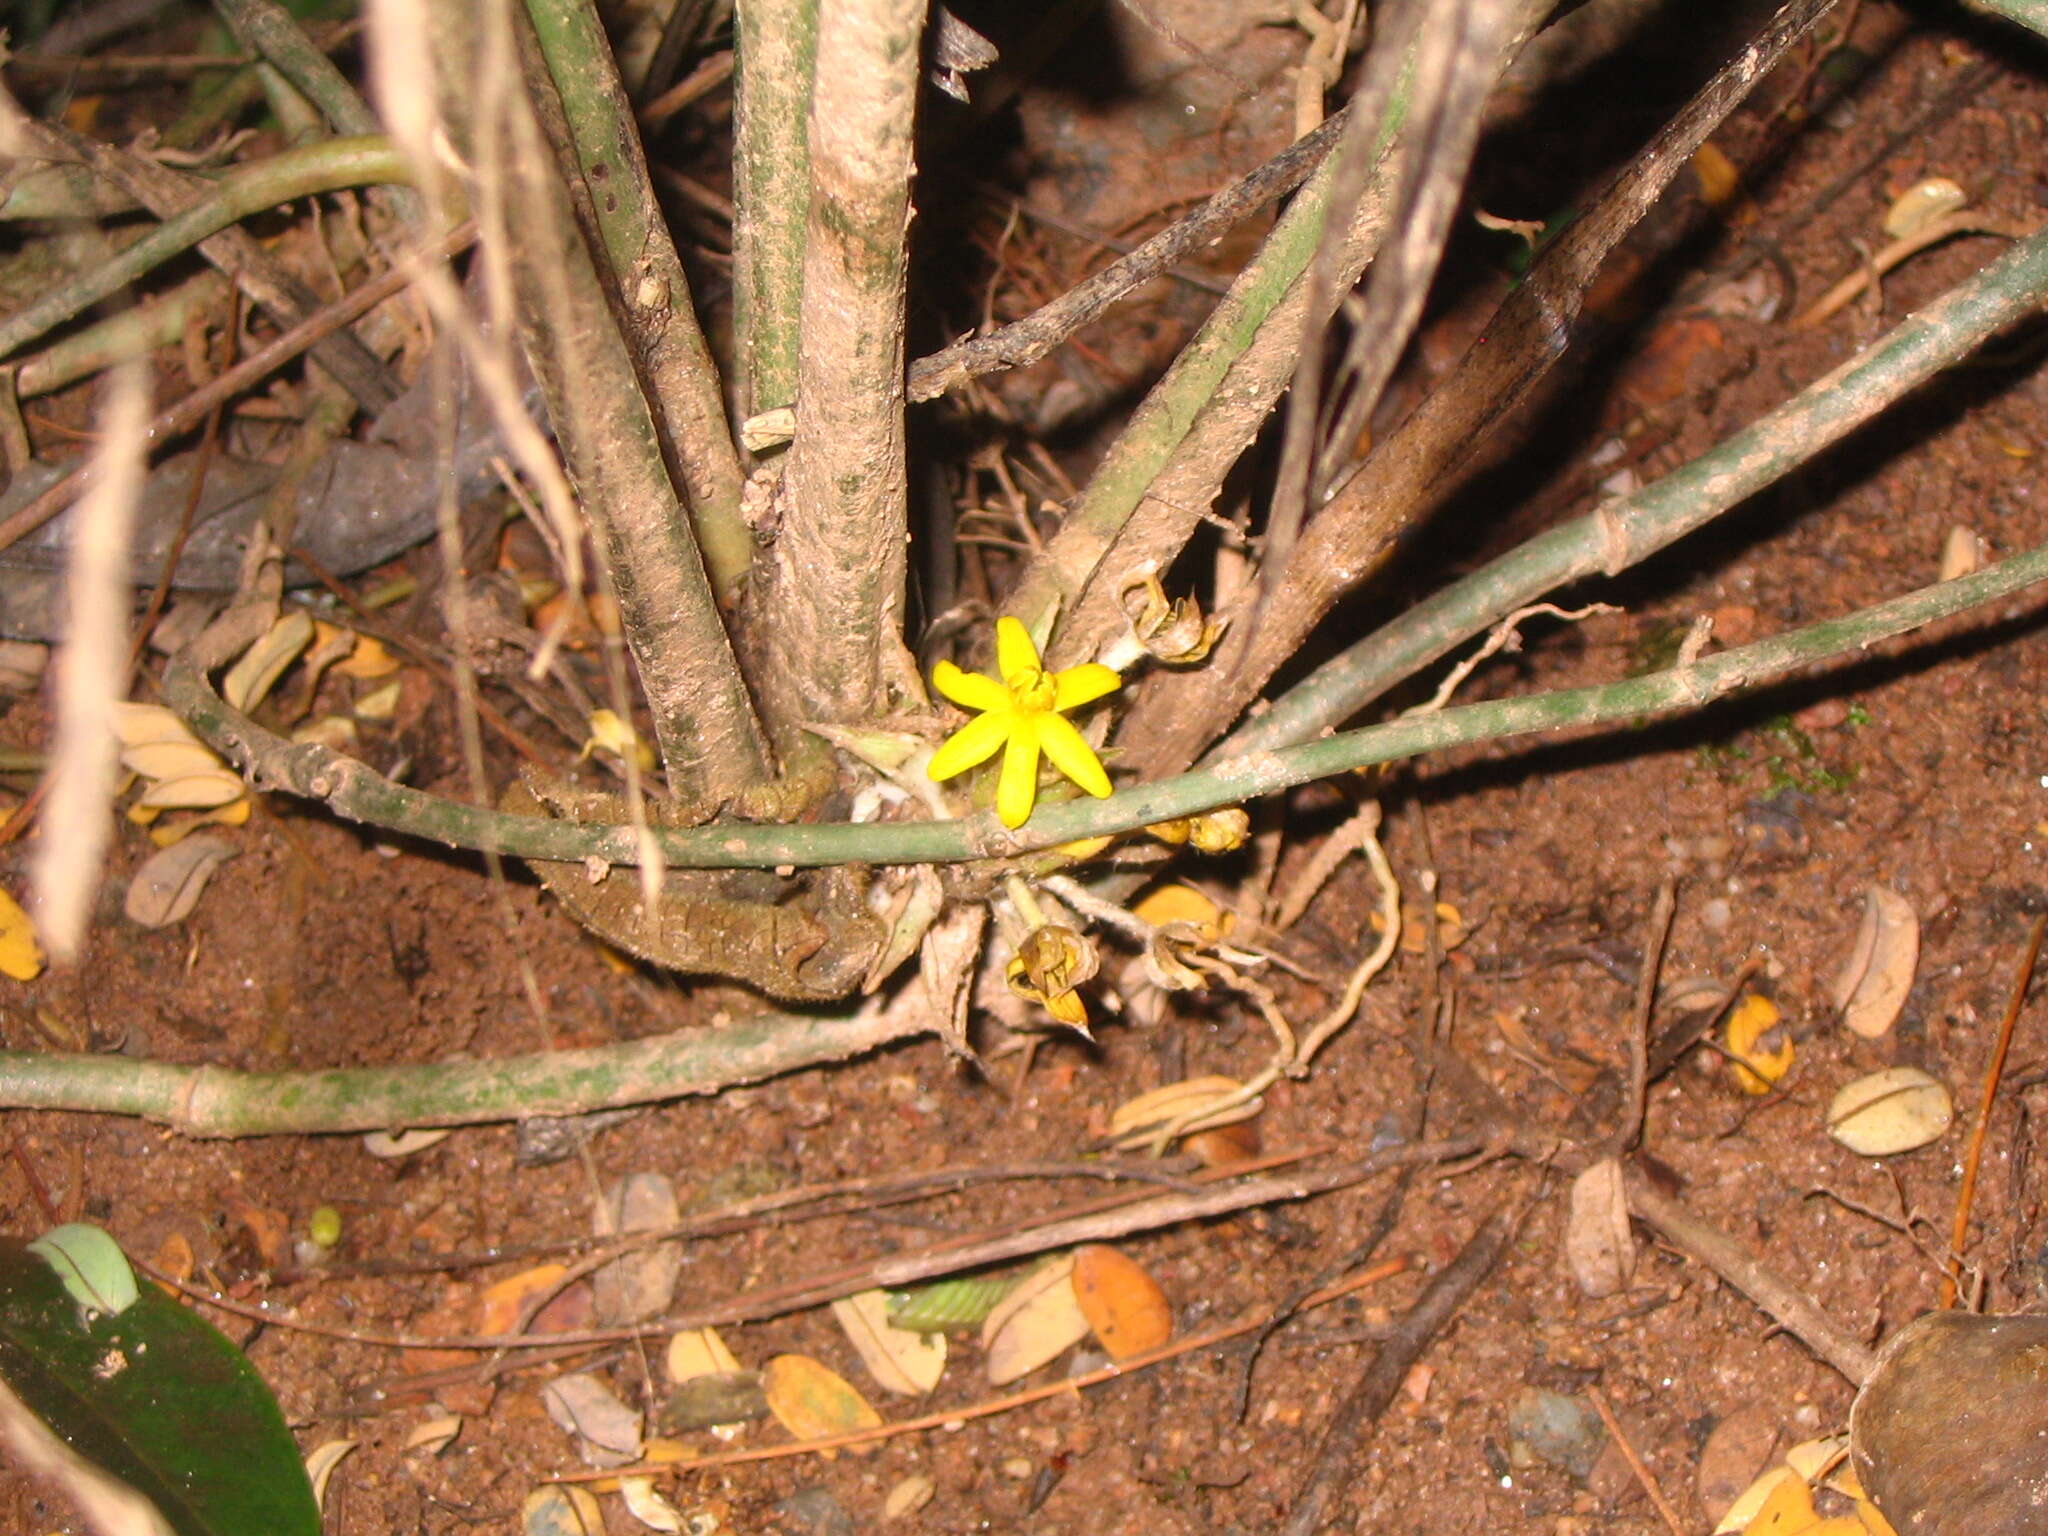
[{"xmin": 1009, "ymin": 667, "xmax": 1058, "ymax": 712}]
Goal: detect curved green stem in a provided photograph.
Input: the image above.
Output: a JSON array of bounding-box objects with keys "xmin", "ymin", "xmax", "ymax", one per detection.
[
  {"xmin": 1225, "ymin": 216, "xmax": 2048, "ymax": 757},
  {"xmin": 0, "ymin": 135, "xmax": 410, "ymax": 363},
  {"xmin": 0, "ymin": 1005, "xmax": 921, "ymax": 1136},
  {"xmin": 164, "ymin": 536, "xmax": 2048, "ymax": 869}
]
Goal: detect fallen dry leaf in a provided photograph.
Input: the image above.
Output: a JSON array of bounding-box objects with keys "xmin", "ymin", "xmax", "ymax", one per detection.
[
  {"xmin": 1829, "ymin": 886, "xmax": 1918, "ymax": 1040},
  {"xmin": 1108, "ymin": 1076, "xmax": 1252, "ymax": 1149},
  {"xmin": 1072, "ymin": 1244, "xmax": 1172, "ymax": 1360},
  {"xmin": 761, "ymin": 1354, "xmax": 882, "ymax": 1454},
  {"xmin": 404, "ymin": 1416, "xmax": 461, "ymax": 1455},
  {"xmin": 521, "ymin": 1484, "xmax": 604, "ymax": 1536},
  {"xmin": 542, "ymin": 1371, "xmax": 643, "ymax": 1467},
  {"xmin": 122, "ymin": 831, "xmax": 236, "ymax": 928},
  {"xmin": 619, "ymin": 1475, "xmax": 684, "ymax": 1533},
  {"xmin": 1563, "ymin": 1157, "xmax": 1635, "ymax": 1300},
  {"xmin": 981, "ymin": 1254, "xmax": 1089, "ymax": 1386},
  {"xmin": 591, "ymin": 1172, "xmax": 682, "ymax": 1326},
  {"xmin": 222, "ymin": 610, "xmax": 314, "ymax": 712},
  {"xmin": 666, "ymin": 1326, "xmax": 742, "ymax": 1384},
  {"xmin": 303, "ymin": 1439, "xmax": 357, "ymax": 1512},
  {"xmin": 831, "ymin": 1288, "xmax": 946, "ymax": 1396},
  {"xmin": 1827, "ymin": 1068, "xmax": 1952, "ymax": 1156},
  {"xmin": 1698, "ymin": 1405, "xmax": 1780, "ymax": 1524}
]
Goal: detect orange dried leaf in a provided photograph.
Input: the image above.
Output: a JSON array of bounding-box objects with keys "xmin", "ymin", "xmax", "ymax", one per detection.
[
  {"xmin": 1072, "ymin": 1245, "xmax": 1172, "ymax": 1360},
  {"xmin": 477, "ymin": 1264, "xmax": 570, "ymax": 1335},
  {"xmin": 761, "ymin": 1354, "xmax": 882, "ymax": 1455}
]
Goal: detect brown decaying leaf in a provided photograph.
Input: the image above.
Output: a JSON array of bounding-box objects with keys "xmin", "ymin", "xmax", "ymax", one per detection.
[
  {"xmin": 1564, "ymin": 1157, "xmax": 1636, "ymax": 1300},
  {"xmin": 541, "ymin": 1371, "xmax": 644, "ymax": 1467},
  {"xmin": 1828, "ymin": 886, "xmax": 1918, "ymax": 1040},
  {"xmin": 1072, "ymin": 1244, "xmax": 1172, "ymax": 1360},
  {"xmin": 122, "ymin": 831, "xmax": 237, "ymax": 928},
  {"xmin": 980, "ymin": 1254, "xmax": 1090, "ymax": 1386},
  {"xmin": 761, "ymin": 1354, "xmax": 883, "ymax": 1455},
  {"xmin": 590, "ymin": 1172, "xmax": 682, "ymax": 1326}
]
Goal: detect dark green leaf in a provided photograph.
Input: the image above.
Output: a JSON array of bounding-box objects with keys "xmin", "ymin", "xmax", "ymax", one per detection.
[{"xmin": 0, "ymin": 1234, "xmax": 318, "ymax": 1536}]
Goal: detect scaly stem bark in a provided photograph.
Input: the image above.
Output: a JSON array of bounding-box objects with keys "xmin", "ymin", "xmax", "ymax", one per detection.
[
  {"xmin": 754, "ymin": 0, "xmax": 926, "ymax": 730},
  {"xmin": 731, "ymin": 0, "xmax": 819, "ymax": 419}
]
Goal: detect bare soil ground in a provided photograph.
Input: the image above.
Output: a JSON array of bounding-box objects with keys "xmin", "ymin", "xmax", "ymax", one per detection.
[{"xmin": 7, "ymin": 3, "xmax": 2048, "ymax": 1533}]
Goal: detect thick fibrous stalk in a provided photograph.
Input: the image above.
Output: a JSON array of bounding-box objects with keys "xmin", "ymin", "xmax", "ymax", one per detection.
[{"xmin": 755, "ymin": 0, "xmax": 926, "ymax": 729}]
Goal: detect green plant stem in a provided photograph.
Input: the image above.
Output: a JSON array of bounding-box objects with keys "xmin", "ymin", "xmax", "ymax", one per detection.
[
  {"xmin": 415, "ymin": 0, "xmax": 770, "ymax": 803},
  {"xmin": 1227, "ymin": 215, "xmax": 2048, "ymax": 758},
  {"xmin": 164, "ymin": 535, "xmax": 2048, "ymax": 869},
  {"xmin": 522, "ymin": 0, "xmax": 751, "ymax": 603},
  {"xmin": 14, "ymin": 271, "xmax": 231, "ymax": 399},
  {"xmin": 0, "ymin": 1007, "xmax": 921, "ymax": 1137},
  {"xmin": 730, "ymin": 0, "xmax": 818, "ymax": 419},
  {"xmin": 1004, "ymin": 148, "xmax": 1354, "ymax": 649},
  {"xmin": 0, "ymin": 135, "xmax": 409, "ymax": 364},
  {"xmin": 211, "ymin": 0, "xmax": 380, "ymax": 135}
]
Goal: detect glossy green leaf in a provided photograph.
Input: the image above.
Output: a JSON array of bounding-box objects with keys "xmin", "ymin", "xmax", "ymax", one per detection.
[{"xmin": 0, "ymin": 1234, "xmax": 319, "ymax": 1536}]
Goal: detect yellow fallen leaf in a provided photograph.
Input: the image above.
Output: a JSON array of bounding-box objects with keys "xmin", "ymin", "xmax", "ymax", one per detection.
[
  {"xmin": 120, "ymin": 739, "xmax": 226, "ymax": 782},
  {"xmin": 353, "ymin": 678, "xmax": 403, "ymax": 722},
  {"xmin": 1072, "ymin": 1245, "xmax": 1172, "ymax": 1361},
  {"xmin": 1743, "ymin": 1469, "xmax": 1820, "ymax": 1534},
  {"xmin": 146, "ymin": 797, "xmax": 252, "ymax": 849},
  {"xmin": 761, "ymin": 1354, "xmax": 882, "ymax": 1456},
  {"xmin": 335, "ymin": 635, "xmax": 401, "ymax": 680},
  {"xmin": 0, "ymin": 887, "xmax": 44, "ymax": 980},
  {"xmin": 222, "ymin": 610, "xmax": 314, "ymax": 712},
  {"xmin": 666, "ymin": 1326, "xmax": 741, "ymax": 1384},
  {"xmin": 303, "ymin": 1439, "xmax": 357, "ymax": 1512},
  {"xmin": 137, "ymin": 769, "xmax": 247, "ymax": 810},
  {"xmin": 1726, "ymin": 993, "xmax": 1794, "ymax": 1095}
]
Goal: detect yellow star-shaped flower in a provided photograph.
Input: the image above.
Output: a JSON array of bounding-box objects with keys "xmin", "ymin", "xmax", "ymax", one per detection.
[{"xmin": 928, "ymin": 616, "xmax": 1121, "ymax": 828}]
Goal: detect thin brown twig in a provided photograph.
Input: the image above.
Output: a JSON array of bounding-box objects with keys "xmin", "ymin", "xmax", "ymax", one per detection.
[
  {"xmin": 0, "ymin": 221, "xmax": 478, "ymax": 559},
  {"xmin": 1587, "ymin": 1385, "xmax": 1688, "ymax": 1536},
  {"xmin": 551, "ymin": 1255, "xmax": 1414, "ymax": 1479},
  {"xmin": 1940, "ymin": 911, "xmax": 2046, "ymax": 1308},
  {"xmin": 1625, "ymin": 1172, "xmax": 1877, "ymax": 1385},
  {"xmin": 907, "ymin": 107, "xmax": 1352, "ymax": 402},
  {"xmin": 1614, "ymin": 880, "xmax": 1677, "ymax": 1155},
  {"xmin": 1283, "ymin": 1203, "xmax": 1519, "ymax": 1536},
  {"xmin": 152, "ymin": 1138, "xmax": 1475, "ymax": 1353}
]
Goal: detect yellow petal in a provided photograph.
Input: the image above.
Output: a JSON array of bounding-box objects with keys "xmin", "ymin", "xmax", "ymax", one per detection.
[
  {"xmin": 1052, "ymin": 663, "xmax": 1120, "ymax": 711},
  {"xmin": 1037, "ymin": 714, "xmax": 1111, "ymax": 799},
  {"xmin": 927, "ymin": 710, "xmax": 1011, "ymax": 782},
  {"xmin": 996, "ymin": 722, "xmax": 1041, "ymax": 828},
  {"xmin": 931, "ymin": 659, "xmax": 1008, "ymax": 713},
  {"xmin": 994, "ymin": 616, "xmax": 1040, "ymax": 682}
]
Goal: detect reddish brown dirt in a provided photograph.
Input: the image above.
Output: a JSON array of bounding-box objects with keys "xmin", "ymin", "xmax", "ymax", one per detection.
[{"xmin": 7, "ymin": 5, "xmax": 2048, "ymax": 1535}]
